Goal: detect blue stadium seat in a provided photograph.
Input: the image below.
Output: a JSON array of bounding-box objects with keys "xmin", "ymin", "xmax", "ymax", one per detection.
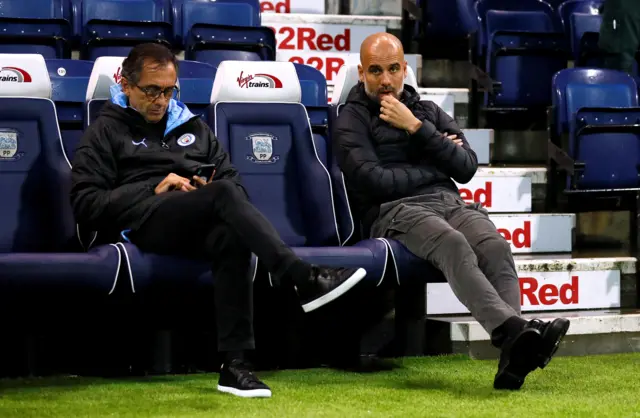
[
  {"xmin": 328, "ymin": 63, "xmax": 439, "ymax": 285},
  {"xmin": 82, "ymin": 57, "xmax": 259, "ymax": 295},
  {"xmin": 484, "ymin": 9, "xmax": 566, "ymax": 109},
  {"xmin": 558, "ymin": 0, "xmax": 603, "ymax": 33},
  {"xmin": 177, "ymin": 60, "xmax": 216, "ymax": 115},
  {"xmin": 172, "ymin": 0, "xmax": 260, "ymax": 47},
  {"xmin": 46, "ymin": 59, "xmax": 94, "ymax": 159},
  {"xmin": 551, "ymin": 68, "xmax": 640, "ymax": 190},
  {"xmin": 0, "ymin": 0, "xmax": 72, "ymax": 58},
  {"xmin": 569, "ymin": 13, "xmax": 603, "ymax": 66},
  {"xmin": 0, "ymin": 53, "xmax": 124, "ymax": 298},
  {"xmin": 474, "ymin": 0, "xmax": 559, "ymax": 59},
  {"xmin": 74, "ymin": 0, "xmax": 173, "ymax": 60},
  {"xmin": 208, "ymin": 60, "xmax": 389, "ymax": 286}
]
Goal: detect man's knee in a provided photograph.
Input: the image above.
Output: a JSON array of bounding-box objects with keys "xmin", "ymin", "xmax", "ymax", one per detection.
[
  {"xmin": 203, "ymin": 179, "xmax": 245, "ymax": 201},
  {"xmin": 206, "ymin": 224, "xmax": 249, "ymax": 257}
]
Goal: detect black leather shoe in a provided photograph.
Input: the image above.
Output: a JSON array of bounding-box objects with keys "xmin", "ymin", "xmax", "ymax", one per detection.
[
  {"xmin": 217, "ymin": 359, "xmax": 271, "ymax": 398},
  {"xmin": 295, "ymin": 266, "xmax": 367, "ymax": 313},
  {"xmin": 526, "ymin": 318, "xmax": 570, "ymax": 369},
  {"xmin": 494, "ymin": 327, "xmax": 543, "ymax": 390}
]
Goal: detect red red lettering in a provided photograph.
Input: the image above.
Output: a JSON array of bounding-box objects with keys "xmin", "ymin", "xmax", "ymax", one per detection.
[
  {"xmin": 285, "ymin": 56, "xmax": 345, "ymax": 82},
  {"xmin": 326, "ymin": 57, "xmax": 344, "ymax": 81},
  {"xmin": 497, "ymin": 221, "xmax": 531, "ymax": 248},
  {"xmin": 459, "ymin": 181, "xmax": 492, "ymax": 208},
  {"xmin": 275, "ymin": 27, "xmax": 351, "ymax": 51},
  {"xmin": 280, "ymin": 27, "xmax": 295, "ymax": 49},
  {"xmin": 519, "ymin": 276, "xmax": 579, "ymax": 306},
  {"xmin": 260, "ymin": 0, "xmax": 291, "ymax": 13}
]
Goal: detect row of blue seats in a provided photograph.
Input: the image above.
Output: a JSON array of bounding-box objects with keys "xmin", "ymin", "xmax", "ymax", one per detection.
[
  {"xmin": 0, "ymin": 0, "xmax": 273, "ymax": 63},
  {"xmin": 1, "ymin": 52, "xmax": 637, "ymax": 304},
  {"xmin": 453, "ymin": 0, "xmax": 638, "ymax": 111},
  {"xmin": 0, "ymin": 54, "xmax": 406, "ymax": 303}
]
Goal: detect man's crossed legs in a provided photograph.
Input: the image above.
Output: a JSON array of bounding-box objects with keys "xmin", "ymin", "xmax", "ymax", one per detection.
[
  {"xmin": 130, "ymin": 180, "xmax": 368, "ymax": 397},
  {"xmin": 372, "ymin": 191, "xmax": 570, "ymax": 390}
]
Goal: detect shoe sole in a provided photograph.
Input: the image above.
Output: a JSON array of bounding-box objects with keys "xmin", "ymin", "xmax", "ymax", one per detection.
[
  {"xmin": 217, "ymin": 384, "xmax": 272, "ymax": 398},
  {"xmin": 494, "ymin": 328, "xmax": 542, "ymax": 391},
  {"xmin": 538, "ymin": 318, "xmax": 570, "ymax": 369},
  {"xmin": 301, "ymin": 268, "xmax": 367, "ymax": 313}
]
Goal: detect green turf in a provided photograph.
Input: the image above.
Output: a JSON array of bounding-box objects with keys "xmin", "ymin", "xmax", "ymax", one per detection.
[{"xmin": 1, "ymin": 354, "xmax": 639, "ymax": 418}]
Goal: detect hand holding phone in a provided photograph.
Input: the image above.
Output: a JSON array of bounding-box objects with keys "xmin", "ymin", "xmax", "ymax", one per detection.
[{"xmin": 191, "ymin": 163, "xmax": 217, "ymax": 187}]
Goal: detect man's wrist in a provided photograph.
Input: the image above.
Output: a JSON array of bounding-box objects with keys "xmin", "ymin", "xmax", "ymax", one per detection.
[{"xmin": 407, "ymin": 118, "xmax": 423, "ymax": 135}]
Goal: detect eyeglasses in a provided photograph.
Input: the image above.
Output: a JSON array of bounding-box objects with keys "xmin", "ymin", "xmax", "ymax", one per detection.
[{"xmin": 133, "ymin": 83, "xmax": 179, "ymax": 100}]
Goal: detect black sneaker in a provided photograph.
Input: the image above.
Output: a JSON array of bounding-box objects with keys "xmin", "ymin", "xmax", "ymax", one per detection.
[
  {"xmin": 295, "ymin": 266, "xmax": 367, "ymax": 313},
  {"xmin": 526, "ymin": 318, "xmax": 570, "ymax": 369},
  {"xmin": 217, "ymin": 359, "xmax": 272, "ymax": 398},
  {"xmin": 494, "ymin": 327, "xmax": 543, "ymax": 390}
]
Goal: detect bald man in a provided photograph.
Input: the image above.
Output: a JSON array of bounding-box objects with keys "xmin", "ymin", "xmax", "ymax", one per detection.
[{"xmin": 332, "ymin": 33, "xmax": 570, "ymax": 391}]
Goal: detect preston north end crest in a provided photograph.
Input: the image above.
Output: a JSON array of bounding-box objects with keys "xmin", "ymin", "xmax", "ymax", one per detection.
[
  {"xmin": 247, "ymin": 133, "xmax": 279, "ymax": 164},
  {"xmin": 0, "ymin": 130, "xmax": 19, "ymax": 159}
]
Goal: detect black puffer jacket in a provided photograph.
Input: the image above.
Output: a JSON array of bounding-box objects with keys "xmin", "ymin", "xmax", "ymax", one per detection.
[{"xmin": 332, "ymin": 82, "xmax": 478, "ymax": 230}]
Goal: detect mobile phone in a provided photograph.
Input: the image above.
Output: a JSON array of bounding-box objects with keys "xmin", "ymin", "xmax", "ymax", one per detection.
[{"xmin": 191, "ymin": 163, "xmax": 217, "ymax": 187}]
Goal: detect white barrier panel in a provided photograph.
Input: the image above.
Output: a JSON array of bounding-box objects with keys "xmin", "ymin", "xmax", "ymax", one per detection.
[
  {"xmin": 455, "ymin": 176, "xmax": 532, "ymax": 213},
  {"xmin": 490, "ymin": 214, "xmax": 574, "ymax": 253},
  {"xmin": 267, "ymin": 23, "xmax": 385, "ymax": 53},
  {"xmin": 261, "ymin": 0, "xmax": 325, "ymax": 14},
  {"xmin": 427, "ymin": 270, "xmax": 621, "ymax": 315},
  {"xmin": 277, "ymin": 50, "xmax": 421, "ymax": 85}
]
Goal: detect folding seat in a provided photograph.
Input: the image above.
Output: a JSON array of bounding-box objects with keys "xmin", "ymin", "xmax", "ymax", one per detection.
[
  {"xmin": 73, "ymin": 0, "xmax": 173, "ymax": 61},
  {"xmin": 474, "ymin": 0, "xmax": 560, "ymax": 62},
  {"xmin": 174, "ymin": 0, "xmax": 275, "ymax": 68},
  {"xmin": 558, "ymin": 0, "xmax": 603, "ymax": 34},
  {"xmin": 46, "ymin": 59, "xmax": 94, "ymax": 160},
  {"xmin": 415, "ymin": 0, "xmax": 479, "ymax": 60},
  {"xmin": 549, "ymin": 68, "xmax": 640, "ymax": 247},
  {"xmin": 483, "ymin": 9, "xmax": 567, "ymax": 111},
  {"xmin": 177, "ymin": 60, "xmax": 216, "ymax": 116},
  {"xmin": 0, "ymin": 53, "xmax": 124, "ymax": 301},
  {"xmin": 569, "ymin": 13, "xmax": 604, "ymax": 66},
  {"xmin": 328, "ymin": 63, "xmax": 440, "ymax": 285},
  {"xmin": 82, "ymin": 56, "xmax": 258, "ymax": 295},
  {"xmin": 0, "ymin": 0, "xmax": 72, "ymax": 58},
  {"xmin": 207, "ymin": 60, "xmax": 390, "ymax": 286}
]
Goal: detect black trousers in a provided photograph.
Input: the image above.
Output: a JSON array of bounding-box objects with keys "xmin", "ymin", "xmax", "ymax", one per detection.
[
  {"xmin": 599, "ymin": 0, "xmax": 640, "ymax": 74},
  {"xmin": 130, "ymin": 180, "xmax": 300, "ymax": 352}
]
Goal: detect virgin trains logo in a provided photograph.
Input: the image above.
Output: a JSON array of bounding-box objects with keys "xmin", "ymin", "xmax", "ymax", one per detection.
[
  {"xmin": 0, "ymin": 67, "xmax": 32, "ymax": 83},
  {"xmin": 237, "ymin": 71, "xmax": 283, "ymax": 89}
]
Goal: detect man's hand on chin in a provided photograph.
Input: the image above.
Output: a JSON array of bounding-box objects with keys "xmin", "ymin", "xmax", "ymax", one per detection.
[{"xmin": 379, "ymin": 95, "xmax": 422, "ymax": 134}]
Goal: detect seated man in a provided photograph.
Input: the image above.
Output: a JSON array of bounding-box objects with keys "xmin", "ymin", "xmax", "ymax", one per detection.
[
  {"xmin": 70, "ymin": 43, "xmax": 366, "ymax": 398},
  {"xmin": 333, "ymin": 33, "xmax": 570, "ymax": 390}
]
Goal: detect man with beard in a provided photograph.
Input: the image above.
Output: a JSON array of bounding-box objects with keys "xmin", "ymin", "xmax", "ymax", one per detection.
[
  {"xmin": 70, "ymin": 43, "xmax": 367, "ymax": 398},
  {"xmin": 332, "ymin": 33, "xmax": 570, "ymax": 390}
]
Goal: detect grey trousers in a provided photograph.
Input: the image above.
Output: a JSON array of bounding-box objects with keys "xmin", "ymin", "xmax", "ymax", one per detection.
[{"xmin": 370, "ymin": 191, "xmax": 521, "ymax": 334}]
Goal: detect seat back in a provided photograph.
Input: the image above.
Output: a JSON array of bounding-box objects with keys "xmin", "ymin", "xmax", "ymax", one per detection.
[
  {"xmin": 82, "ymin": 0, "xmax": 169, "ymax": 23},
  {"xmin": 0, "ymin": 0, "xmax": 66, "ymax": 19},
  {"xmin": 553, "ymin": 68, "xmax": 639, "ymax": 137},
  {"xmin": 46, "ymin": 58, "xmax": 94, "ymax": 159},
  {"xmin": 558, "ymin": 0, "xmax": 603, "ymax": 30},
  {"xmin": 0, "ymin": 54, "xmax": 74, "ymax": 252},
  {"xmin": 475, "ymin": 0, "xmax": 557, "ymax": 55},
  {"xmin": 177, "ymin": 59, "xmax": 216, "ymax": 116},
  {"xmin": 485, "ymin": 10, "xmax": 564, "ymax": 108},
  {"xmin": 173, "ymin": 0, "xmax": 260, "ymax": 44},
  {"xmin": 210, "ymin": 60, "xmax": 341, "ymax": 247},
  {"xmin": 84, "ymin": 56, "xmax": 126, "ymax": 127},
  {"xmin": 423, "ymin": 0, "xmax": 478, "ymax": 38},
  {"xmin": 569, "ymin": 13, "xmax": 603, "ymax": 64},
  {"xmin": 552, "ymin": 68, "xmax": 640, "ymax": 189}
]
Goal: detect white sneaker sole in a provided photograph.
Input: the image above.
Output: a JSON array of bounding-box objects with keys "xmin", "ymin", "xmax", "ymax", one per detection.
[
  {"xmin": 301, "ymin": 267, "xmax": 367, "ymax": 313},
  {"xmin": 217, "ymin": 384, "xmax": 272, "ymax": 398}
]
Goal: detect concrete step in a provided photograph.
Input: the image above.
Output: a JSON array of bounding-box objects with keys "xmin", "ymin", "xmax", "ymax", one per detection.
[
  {"xmin": 455, "ymin": 167, "xmax": 547, "ymax": 213},
  {"xmin": 490, "ymin": 214, "xmax": 575, "ymax": 254},
  {"xmin": 426, "ymin": 255, "xmax": 636, "ymax": 315},
  {"xmin": 463, "ymin": 129, "xmax": 492, "ymax": 165},
  {"xmin": 426, "ymin": 309, "xmax": 640, "ymax": 359}
]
